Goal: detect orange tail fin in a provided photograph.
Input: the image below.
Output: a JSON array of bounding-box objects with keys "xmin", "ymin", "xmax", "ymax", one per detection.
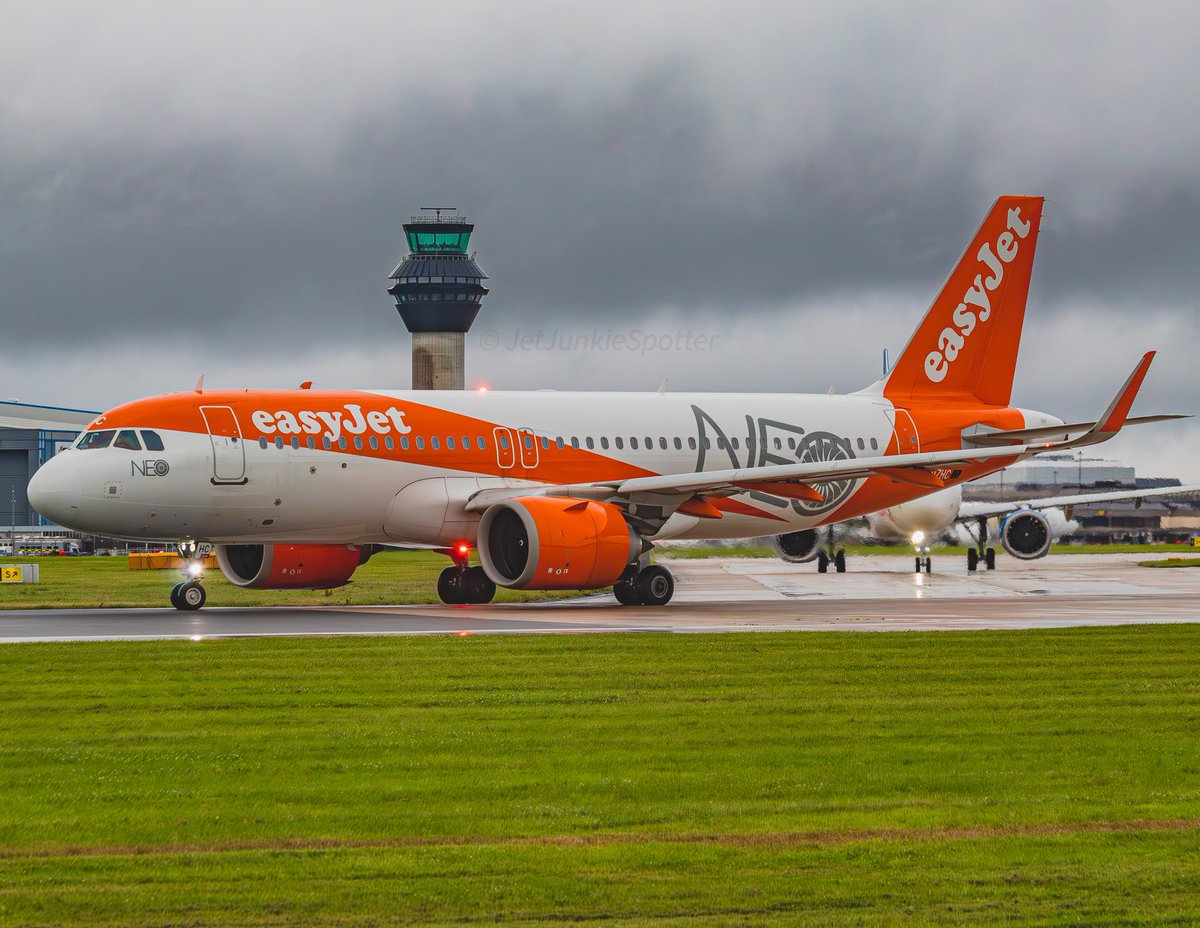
[{"xmin": 882, "ymin": 195, "xmax": 1044, "ymax": 407}]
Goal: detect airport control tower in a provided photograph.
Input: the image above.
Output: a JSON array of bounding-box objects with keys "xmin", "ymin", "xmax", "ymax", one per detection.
[{"xmin": 387, "ymin": 208, "xmax": 489, "ymax": 390}]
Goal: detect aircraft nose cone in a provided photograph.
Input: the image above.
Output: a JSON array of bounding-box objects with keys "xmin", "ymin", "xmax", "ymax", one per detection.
[{"xmin": 27, "ymin": 459, "xmax": 83, "ymax": 527}]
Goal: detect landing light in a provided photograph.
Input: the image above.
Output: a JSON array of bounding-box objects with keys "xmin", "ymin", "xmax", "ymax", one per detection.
[
  {"xmin": 456, "ymin": 542, "xmax": 470, "ymax": 557},
  {"xmin": 911, "ymin": 531, "xmax": 926, "ymax": 545},
  {"xmin": 187, "ymin": 562, "xmax": 204, "ymax": 578},
  {"xmin": 477, "ymin": 385, "xmax": 489, "ymax": 393}
]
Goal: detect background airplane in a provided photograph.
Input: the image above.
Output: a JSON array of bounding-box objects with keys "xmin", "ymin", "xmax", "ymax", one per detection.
[{"xmin": 772, "ymin": 482, "xmax": 1200, "ymax": 573}]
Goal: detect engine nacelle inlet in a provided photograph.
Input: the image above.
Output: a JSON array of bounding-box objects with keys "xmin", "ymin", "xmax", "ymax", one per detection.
[
  {"xmin": 1000, "ymin": 510, "xmax": 1053, "ymax": 560},
  {"xmin": 771, "ymin": 529, "xmax": 821, "ymax": 563}
]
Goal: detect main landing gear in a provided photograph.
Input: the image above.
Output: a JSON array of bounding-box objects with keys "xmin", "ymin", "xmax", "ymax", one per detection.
[
  {"xmin": 816, "ymin": 526, "xmax": 846, "ymax": 574},
  {"xmin": 613, "ymin": 564, "xmax": 675, "ymax": 606},
  {"xmin": 437, "ymin": 544, "xmax": 496, "ymax": 605},
  {"xmin": 171, "ymin": 540, "xmax": 207, "ymax": 611},
  {"xmin": 965, "ymin": 516, "xmax": 997, "ymax": 572}
]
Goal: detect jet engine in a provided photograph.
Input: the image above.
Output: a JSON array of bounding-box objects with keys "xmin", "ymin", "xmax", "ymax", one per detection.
[
  {"xmin": 1000, "ymin": 510, "xmax": 1053, "ymax": 560},
  {"xmin": 478, "ymin": 496, "xmax": 640, "ymax": 590},
  {"xmin": 771, "ymin": 529, "xmax": 821, "ymax": 563},
  {"xmin": 216, "ymin": 543, "xmax": 371, "ymax": 589}
]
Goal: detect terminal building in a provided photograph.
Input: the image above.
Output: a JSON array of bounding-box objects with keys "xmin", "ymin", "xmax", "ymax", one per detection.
[{"xmin": 1, "ymin": 401, "xmax": 97, "ymax": 548}]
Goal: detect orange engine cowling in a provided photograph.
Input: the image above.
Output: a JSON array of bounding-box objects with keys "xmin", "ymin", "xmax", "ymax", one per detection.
[
  {"xmin": 478, "ymin": 497, "xmax": 640, "ymax": 590},
  {"xmin": 215, "ymin": 543, "xmax": 370, "ymax": 589}
]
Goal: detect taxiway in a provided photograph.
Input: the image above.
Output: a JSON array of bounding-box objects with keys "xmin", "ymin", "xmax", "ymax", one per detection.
[{"xmin": 0, "ymin": 553, "xmax": 1196, "ymax": 642}]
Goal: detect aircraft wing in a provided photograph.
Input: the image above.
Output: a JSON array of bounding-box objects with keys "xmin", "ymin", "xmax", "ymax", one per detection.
[
  {"xmin": 467, "ymin": 353, "xmax": 1168, "ymax": 517},
  {"xmin": 958, "ymin": 484, "xmax": 1200, "ymax": 522}
]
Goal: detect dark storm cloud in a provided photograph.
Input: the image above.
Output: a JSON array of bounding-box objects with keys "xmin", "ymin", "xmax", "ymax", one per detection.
[
  {"xmin": 5, "ymin": 70, "xmax": 1199, "ymax": 358},
  {"xmin": 2, "ymin": 0, "xmax": 1199, "ymax": 391}
]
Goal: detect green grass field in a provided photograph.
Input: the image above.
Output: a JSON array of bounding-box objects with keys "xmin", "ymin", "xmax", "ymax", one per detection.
[
  {"xmin": 1, "ymin": 628, "xmax": 1198, "ymax": 925},
  {"xmin": 0, "ymin": 552, "xmax": 580, "ymax": 610}
]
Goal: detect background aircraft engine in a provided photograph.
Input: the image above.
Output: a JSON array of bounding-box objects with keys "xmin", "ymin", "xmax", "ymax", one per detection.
[
  {"xmin": 216, "ymin": 543, "xmax": 370, "ymax": 589},
  {"xmin": 1000, "ymin": 510, "xmax": 1053, "ymax": 560},
  {"xmin": 771, "ymin": 529, "xmax": 821, "ymax": 563},
  {"xmin": 478, "ymin": 497, "xmax": 640, "ymax": 590}
]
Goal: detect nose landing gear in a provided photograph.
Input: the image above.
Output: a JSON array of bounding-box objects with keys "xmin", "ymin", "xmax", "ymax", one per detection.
[{"xmin": 171, "ymin": 541, "xmax": 209, "ymax": 610}]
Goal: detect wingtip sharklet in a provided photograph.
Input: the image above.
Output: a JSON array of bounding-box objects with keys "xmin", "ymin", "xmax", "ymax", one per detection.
[{"xmin": 1096, "ymin": 350, "xmax": 1155, "ymax": 436}]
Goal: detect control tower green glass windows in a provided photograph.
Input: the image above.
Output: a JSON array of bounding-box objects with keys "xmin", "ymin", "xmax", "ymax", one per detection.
[{"xmin": 405, "ymin": 228, "xmax": 472, "ymax": 254}]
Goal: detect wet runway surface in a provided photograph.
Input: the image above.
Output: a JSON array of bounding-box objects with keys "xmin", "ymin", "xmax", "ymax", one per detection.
[{"xmin": 2, "ymin": 554, "xmax": 1198, "ymax": 642}]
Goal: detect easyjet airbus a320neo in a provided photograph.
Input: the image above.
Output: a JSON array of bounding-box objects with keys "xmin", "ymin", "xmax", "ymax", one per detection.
[{"xmin": 28, "ymin": 196, "xmax": 1185, "ymax": 610}]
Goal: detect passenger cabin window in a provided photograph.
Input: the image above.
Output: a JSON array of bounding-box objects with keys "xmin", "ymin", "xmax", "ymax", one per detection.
[
  {"xmin": 600, "ymin": 437, "xmax": 609, "ymax": 450},
  {"xmin": 571, "ymin": 437, "xmax": 580, "ymax": 448},
  {"xmin": 688, "ymin": 437, "xmax": 697, "ymax": 450},
  {"xmin": 385, "ymin": 436, "xmax": 394, "ymax": 450},
  {"xmin": 400, "ymin": 437, "xmax": 410, "ymax": 450},
  {"xmin": 416, "ymin": 436, "xmax": 426, "ymax": 450},
  {"xmin": 446, "ymin": 436, "xmax": 455, "ymax": 450},
  {"xmin": 275, "ymin": 437, "xmax": 284, "ymax": 449},
  {"xmin": 477, "ymin": 435, "xmax": 487, "ymax": 449},
  {"xmin": 78, "ymin": 430, "xmax": 115, "ymax": 450},
  {"xmin": 498, "ymin": 435, "xmax": 509, "ymax": 450},
  {"xmin": 369, "ymin": 436, "xmax": 379, "ymax": 450},
  {"xmin": 660, "ymin": 437, "xmax": 668, "ymax": 450},
  {"xmin": 430, "ymin": 437, "xmax": 439, "ymax": 450},
  {"xmin": 291, "ymin": 436, "xmax": 301, "ymax": 449},
  {"xmin": 586, "ymin": 437, "xmax": 595, "ymax": 450},
  {"xmin": 259, "ymin": 437, "xmax": 268, "ymax": 449},
  {"xmin": 522, "ymin": 435, "xmax": 533, "ymax": 450},
  {"xmin": 630, "ymin": 437, "xmax": 639, "ymax": 450},
  {"xmin": 673, "ymin": 437, "xmax": 682, "ymax": 450},
  {"xmin": 615, "ymin": 437, "xmax": 624, "ymax": 450},
  {"xmin": 870, "ymin": 438, "xmax": 879, "ymax": 450},
  {"xmin": 540, "ymin": 436, "xmax": 550, "ymax": 450},
  {"xmin": 140, "ymin": 430, "xmax": 165, "ymax": 451},
  {"xmin": 461, "ymin": 436, "xmax": 471, "ymax": 449},
  {"xmin": 307, "ymin": 436, "xmax": 316, "ymax": 450}
]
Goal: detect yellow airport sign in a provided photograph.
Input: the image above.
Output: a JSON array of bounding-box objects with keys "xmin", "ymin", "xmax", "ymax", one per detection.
[{"xmin": 1, "ymin": 565, "xmax": 25, "ymax": 583}]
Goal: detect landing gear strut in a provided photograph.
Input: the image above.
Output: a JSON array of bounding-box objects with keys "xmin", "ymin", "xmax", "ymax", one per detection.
[
  {"xmin": 171, "ymin": 540, "xmax": 207, "ymax": 610},
  {"xmin": 612, "ymin": 563, "xmax": 675, "ymax": 606},
  {"xmin": 965, "ymin": 517, "xmax": 996, "ymax": 572},
  {"xmin": 816, "ymin": 526, "xmax": 846, "ymax": 574},
  {"xmin": 437, "ymin": 543, "xmax": 496, "ymax": 605}
]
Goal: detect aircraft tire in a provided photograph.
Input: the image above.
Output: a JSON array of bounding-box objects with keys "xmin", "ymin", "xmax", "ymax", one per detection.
[
  {"xmin": 437, "ymin": 567, "xmax": 467, "ymax": 605},
  {"xmin": 169, "ymin": 582, "xmax": 184, "ymax": 609},
  {"xmin": 967, "ymin": 548, "xmax": 978, "ymax": 572},
  {"xmin": 464, "ymin": 566, "xmax": 495, "ymax": 604},
  {"xmin": 613, "ymin": 569, "xmax": 641, "ymax": 605},
  {"xmin": 834, "ymin": 549, "xmax": 846, "ymax": 573},
  {"xmin": 924, "ymin": 557, "xmax": 932, "ymax": 574},
  {"xmin": 177, "ymin": 581, "xmax": 206, "ymax": 611},
  {"xmin": 985, "ymin": 548, "xmax": 996, "ymax": 570},
  {"xmin": 817, "ymin": 551, "xmax": 829, "ymax": 574},
  {"xmin": 637, "ymin": 566, "xmax": 674, "ymax": 607}
]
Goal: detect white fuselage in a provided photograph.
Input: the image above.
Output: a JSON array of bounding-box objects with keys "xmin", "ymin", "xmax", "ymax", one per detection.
[{"xmin": 28, "ymin": 388, "xmax": 1048, "ymax": 547}]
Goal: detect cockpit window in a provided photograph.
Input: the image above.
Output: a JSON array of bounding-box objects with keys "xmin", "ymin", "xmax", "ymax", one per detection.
[
  {"xmin": 113, "ymin": 430, "xmax": 142, "ymax": 451},
  {"xmin": 77, "ymin": 430, "xmax": 115, "ymax": 450},
  {"xmin": 140, "ymin": 430, "xmax": 165, "ymax": 451}
]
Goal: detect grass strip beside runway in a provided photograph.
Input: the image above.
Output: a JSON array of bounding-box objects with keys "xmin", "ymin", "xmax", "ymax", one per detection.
[
  {"xmin": 1, "ymin": 627, "xmax": 1199, "ymax": 924},
  {"xmin": 0, "ymin": 552, "xmax": 581, "ymax": 610}
]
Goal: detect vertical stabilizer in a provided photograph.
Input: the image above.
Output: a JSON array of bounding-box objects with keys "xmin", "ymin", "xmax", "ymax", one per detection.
[{"xmin": 882, "ymin": 195, "xmax": 1044, "ymax": 407}]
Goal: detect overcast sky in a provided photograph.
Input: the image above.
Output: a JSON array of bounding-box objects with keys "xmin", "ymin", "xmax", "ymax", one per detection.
[{"xmin": 2, "ymin": 1, "xmax": 1198, "ymax": 479}]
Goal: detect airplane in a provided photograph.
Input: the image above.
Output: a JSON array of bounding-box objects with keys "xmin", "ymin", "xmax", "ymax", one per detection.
[
  {"xmin": 27, "ymin": 195, "xmax": 1189, "ymax": 610},
  {"xmin": 772, "ymin": 482, "xmax": 1200, "ymax": 573}
]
